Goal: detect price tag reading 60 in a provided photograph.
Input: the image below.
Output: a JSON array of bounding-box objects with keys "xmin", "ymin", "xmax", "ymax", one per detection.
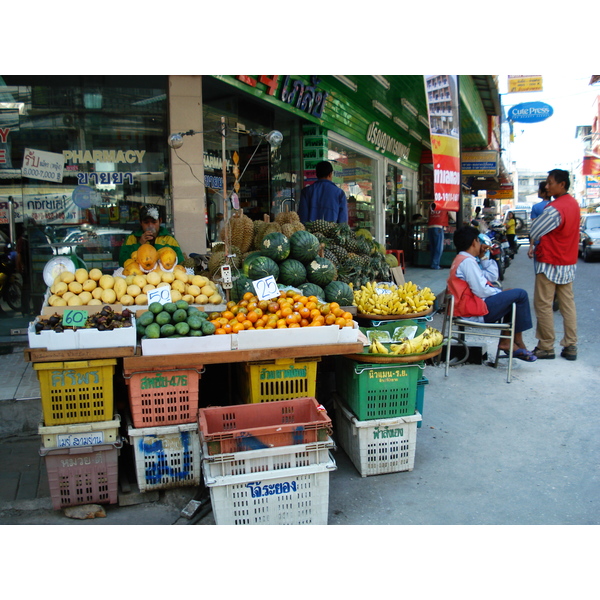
[
  {"xmin": 252, "ymin": 275, "xmax": 280, "ymax": 302},
  {"xmin": 62, "ymin": 309, "xmax": 88, "ymax": 328}
]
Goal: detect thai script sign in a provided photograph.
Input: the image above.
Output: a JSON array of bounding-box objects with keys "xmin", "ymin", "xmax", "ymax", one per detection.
[
  {"xmin": 22, "ymin": 148, "xmax": 65, "ymax": 183},
  {"xmin": 246, "ymin": 480, "xmax": 298, "ymax": 497},
  {"xmin": 462, "ymin": 151, "xmax": 499, "ymax": 176},
  {"xmin": 424, "ymin": 75, "xmax": 461, "ymax": 211},
  {"xmin": 366, "ymin": 122, "xmax": 410, "ymax": 161},
  {"xmin": 57, "ymin": 432, "xmax": 105, "ymax": 448},
  {"xmin": 508, "ymin": 75, "xmax": 543, "ymax": 93},
  {"xmin": 260, "ymin": 365, "xmax": 308, "ymax": 380},
  {"xmin": 51, "ymin": 369, "xmax": 100, "ymax": 387},
  {"xmin": 140, "ymin": 372, "xmax": 189, "ymax": 389},
  {"xmin": 373, "ymin": 426, "xmax": 405, "ymax": 440}
]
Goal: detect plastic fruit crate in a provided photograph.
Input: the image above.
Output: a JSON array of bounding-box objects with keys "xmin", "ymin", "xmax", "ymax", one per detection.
[
  {"xmin": 204, "ymin": 453, "xmax": 336, "ymax": 525},
  {"xmin": 335, "ymin": 357, "xmax": 423, "ymax": 420},
  {"xmin": 198, "ymin": 397, "xmax": 333, "ymax": 456},
  {"xmin": 127, "ymin": 422, "xmax": 201, "ymax": 492},
  {"xmin": 38, "ymin": 414, "xmax": 121, "ymax": 449},
  {"xmin": 416, "ymin": 376, "xmax": 429, "ymax": 428},
  {"xmin": 201, "ymin": 437, "xmax": 334, "ymax": 480},
  {"xmin": 123, "ymin": 366, "xmax": 203, "ymax": 428},
  {"xmin": 238, "ymin": 357, "xmax": 320, "ymax": 403},
  {"xmin": 34, "ymin": 359, "xmax": 116, "ymax": 426},
  {"xmin": 334, "ymin": 399, "xmax": 421, "ymax": 477},
  {"xmin": 40, "ymin": 440, "xmax": 121, "ymax": 510}
]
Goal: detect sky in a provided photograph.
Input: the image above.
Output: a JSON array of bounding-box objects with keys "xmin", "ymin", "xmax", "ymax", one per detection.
[{"xmin": 499, "ymin": 74, "xmax": 599, "ymax": 173}]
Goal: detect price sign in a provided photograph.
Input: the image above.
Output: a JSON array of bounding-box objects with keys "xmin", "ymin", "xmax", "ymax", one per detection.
[
  {"xmin": 62, "ymin": 309, "xmax": 88, "ymax": 328},
  {"xmin": 147, "ymin": 286, "xmax": 172, "ymax": 305},
  {"xmin": 252, "ymin": 275, "xmax": 280, "ymax": 301}
]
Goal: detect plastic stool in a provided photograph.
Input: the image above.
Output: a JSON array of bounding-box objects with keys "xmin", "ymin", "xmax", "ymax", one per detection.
[{"xmin": 386, "ymin": 249, "xmax": 405, "ymax": 271}]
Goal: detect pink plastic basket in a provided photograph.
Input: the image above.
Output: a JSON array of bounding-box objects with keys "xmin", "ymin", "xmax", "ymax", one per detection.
[{"xmin": 40, "ymin": 441, "xmax": 121, "ymax": 510}]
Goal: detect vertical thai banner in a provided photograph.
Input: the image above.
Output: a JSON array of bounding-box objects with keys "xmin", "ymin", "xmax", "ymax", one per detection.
[{"xmin": 423, "ymin": 75, "xmax": 461, "ymax": 211}]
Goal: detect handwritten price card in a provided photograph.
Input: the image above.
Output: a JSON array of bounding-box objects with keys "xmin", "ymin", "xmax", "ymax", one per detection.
[
  {"xmin": 252, "ymin": 275, "xmax": 280, "ymax": 301},
  {"xmin": 147, "ymin": 286, "xmax": 173, "ymax": 305}
]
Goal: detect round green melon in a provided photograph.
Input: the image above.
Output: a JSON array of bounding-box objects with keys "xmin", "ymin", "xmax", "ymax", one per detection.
[
  {"xmin": 247, "ymin": 256, "xmax": 279, "ymax": 281},
  {"xmin": 260, "ymin": 232, "xmax": 290, "ymax": 262},
  {"xmin": 306, "ymin": 256, "xmax": 337, "ymax": 287},
  {"xmin": 298, "ymin": 282, "xmax": 325, "ymax": 300},
  {"xmin": 242, "ymin": 252, "xmax": 264, "ymax": 277},
  {"xmin": 324, "ymin": 281, "xmax": 355, "ymax": 306},
  {"xmin": 278, "ymin": 259, "xmax": 307, "ymax": 287},
  {"xmin": 230, "ymin": 275, "xmax": 256, "ymax": 302},
  {"xmin": 289, "ymin": 230, "xmax": 320, "ymax": 263}
]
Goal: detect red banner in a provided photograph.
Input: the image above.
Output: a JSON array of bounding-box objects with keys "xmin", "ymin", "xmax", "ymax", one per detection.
[
  {"xmin": 583, "ymin": 156, "xmax": 600, "ymax": 176},
  {"xmin": 424, "ymin": 75, "xmax": 461, "ymax": 211}
]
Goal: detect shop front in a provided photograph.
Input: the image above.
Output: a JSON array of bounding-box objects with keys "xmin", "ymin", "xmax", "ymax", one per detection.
[{"xmin": 0, "ymin": 75, "xmax": 171, "ymax": 319}]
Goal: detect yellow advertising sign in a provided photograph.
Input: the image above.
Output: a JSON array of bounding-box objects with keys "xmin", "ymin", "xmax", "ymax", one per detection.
[
  {"xmin": 508, "ymin": 75, "xmax": 543, "ymax": 93},
  {"xmin": 487, "ymin": 189, "xmax": 515, "ymax": 200}
]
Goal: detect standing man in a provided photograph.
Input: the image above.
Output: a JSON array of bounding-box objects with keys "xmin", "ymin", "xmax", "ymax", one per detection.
[
  {"xmin": 531, "ymin": 181, "xmax": 551, "ymax": 221},
  {"xmin": 528, "ymin": 169, "xmax": 580, "ymax": 361},
  {"xmin": 428, "ymin": 203, "xmax": 456, "ymax": 269},
  {"xmin": 298, "ymin": 161, "xmax": 348, "ymax": 224}
]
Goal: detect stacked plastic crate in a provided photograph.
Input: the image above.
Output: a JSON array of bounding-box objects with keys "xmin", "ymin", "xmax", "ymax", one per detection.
[
  {"xmin": 302, "ymin": 124, "xmax": 328, "ymax": 186},
  {"xmin": 34, "ymin": 359, "xmax": 122, "ymax": 510},
  {"xmin": 123, "ymin": 365, "xmax": 203, "ymax": 493},
  {"xmin": 198, "ymin": 397, "xmax": 336, "ymax": 525},
  {"xmin": 333, "ymin": 355, "xmax": 423, "ymax": 478}
]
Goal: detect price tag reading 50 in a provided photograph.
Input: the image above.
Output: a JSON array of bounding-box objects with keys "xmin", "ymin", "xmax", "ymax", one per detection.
[
  {"xmin": 147, "ymin": 286, "xmax": 173, "ymax": 305},
  {"xmin": 252, "ymin": 275, "xmax": 280, "ymax": 302},
  {"xmin": 62, "ymin": 309, "xmax": 88, "ymax": 328}
]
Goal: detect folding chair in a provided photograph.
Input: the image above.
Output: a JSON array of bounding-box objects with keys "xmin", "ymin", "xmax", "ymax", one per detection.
[{"xmin": 441, "ymin": 292, "xmax": 517, "ymax": 383}]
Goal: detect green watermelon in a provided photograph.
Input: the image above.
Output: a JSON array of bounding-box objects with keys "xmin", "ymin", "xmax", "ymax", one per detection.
[
  {"xmin": 231, "ymin": 275, "xmax": 256, "ymax": 302},
  {"xmin": 298, "ymin": 282, "xmax": 325, "ymax": 300},
  {"xmin": 247, "ymin": 255, "xmax": 279, "ymax": 281},
  {"xmin": 324, "ymin": 281, "xmax": 354, "ymax": 306},
  {"xmin": 242, "ymin": 252, "xmax": 264, "ymax": 277},
  {"xmin": 278, "ymin": 259, "xmax": 307, "ymax": 287},
  {"xmin": 289, "ymin": 230, "xmax": 320, "ymax": 263},
  {"xmin": 306, "ymin": 256, "xmax": 337, "ymax": 287},
  {"xmin": 261, "ymin": 232, "xmax": 290, "ymax": 262}
]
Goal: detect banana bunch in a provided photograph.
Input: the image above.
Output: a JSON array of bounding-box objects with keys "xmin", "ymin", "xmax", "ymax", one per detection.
[
  {"xmin": 368, "ymin": 338, "xmax": 390, "ymax": 354},
  {"xmin": 390, "ymin": 326, "xmax": 444, "ymax": 355},
  {"xmin": 354, "ymin": 281, "xmax": 436, "ymax": 315}
]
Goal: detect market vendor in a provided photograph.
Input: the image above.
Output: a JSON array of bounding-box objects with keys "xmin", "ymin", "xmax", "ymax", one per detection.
[{"xmin": 118, "ymin": 204, "xmax": 184, "ymax": 267}]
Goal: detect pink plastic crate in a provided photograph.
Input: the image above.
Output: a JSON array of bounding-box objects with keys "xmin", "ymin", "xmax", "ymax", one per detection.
[{"xmin": 40, "ymin": 441, "xmax": 121, "ymax": 510}]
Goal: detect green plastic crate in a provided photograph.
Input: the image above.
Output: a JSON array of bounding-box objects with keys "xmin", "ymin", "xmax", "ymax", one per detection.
[
  {"xmin": 416, "ymin": 376, "xmax": 429, "ymax": 428},
  {"xmin": 335, "ymin": 357, "xmax": 423, "ymax": 421}
]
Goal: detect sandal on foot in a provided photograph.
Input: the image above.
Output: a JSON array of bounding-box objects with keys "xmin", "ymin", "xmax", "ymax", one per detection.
[{"xmin": 503, "ymin": 348, "xmax": 537, "ymax": 362}]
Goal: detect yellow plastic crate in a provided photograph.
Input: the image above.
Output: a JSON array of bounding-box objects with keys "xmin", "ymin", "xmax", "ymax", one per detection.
[
  {"xmin": 34, "ymin": 359, "xmax": 117, "ymax": 426},
  {"xmin": 239, "ymin": 357, "xmax": 320, "ymax": 403}
]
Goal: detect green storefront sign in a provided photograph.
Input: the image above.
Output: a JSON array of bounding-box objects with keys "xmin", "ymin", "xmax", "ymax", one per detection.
[{"xmin": 213, "ymin": 75, "xmax": 429, "ymax": 171}]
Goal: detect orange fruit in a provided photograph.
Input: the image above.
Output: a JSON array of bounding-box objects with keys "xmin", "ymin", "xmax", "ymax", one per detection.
[
  {"xmin": 222, "ymin": 324, "xmax": 233, "ymax": 334},
  {"xmin": 289, "ymin": 322, "xmax": 301, "ymax": 328},
  {"xmin": 310, "ymin": 308, "xmax": 321, "ymax": 320},
  {"xmin": 242, "ymin": 320, "xmax": 253, "ymax": 329},
  {"xmin": 344, "ymin": 319, "xmax": 354, "ymax": 327},
  {"xmin": 281, "ymin": 306, "xmax": 293, "ymax": 317},
  {"xmin": 307, "ymin": 295, "xmax": 318, "ymax": 304},
  {"xmin": 243, "ymin": 292, "xmax": 255, "ymax": 301},
  {"xmin": 333, "ymin": 307, "xmax": 344, "ymax": 317},
  {"xmin": 232, "ymin": 322, "xmax": 245, "ymax": 333},
  {"xmin": 342, "ymin": 311, "xmax": 353, "ymax": 321},
  {"xmin": 210, "ymin": 319, "xmax": 220, "ymax": 327},
  {"xmin": 325, "ymin": 313, "xmax": 337, "ymax": 325},
  {"xmin": 320, "ymin": 303, "xmax": 331, "ymax": 315},
  {"xmin": 299, "ymin": 306, "xmax": 311, "ymax": 319},
  {"xmin": 314, "ymin": 314, "xmax": 325, "ymax": 324},
  {"xmin": 329, "ymin": 302, "xmax": 340, "ymax": 311},
  {"xmin": 300, "ymin": 318, "xmax": 309, "ymax": 327},
  {"xmin": 276, "ymin": 318, "xmax": 287, "ymax": 328},
  {"xmin": 306, "ymin": 301, "xmax": 317, "ymax": 311},
  {"xmin": 246, "ymin": 311, "xmax": 258, "ymax": 323},
  {"xmin": 258, "ymin": 300, "xmax": 269, "ymax": 311},
  {"xmin": 310, "ymin": 320, "xmax": 322, "ymax": 326},
  {"xmin": 215, "ymin": 328, "xmax": 226, "ymax": 335},
  {"xmin": 268, "ymin": 302, "xmax": 279, "ymax": 314},
  {"xmin": 293, "ymin": 301, "xmax": 304, "ymax": 312},
  {"xmin": 221, "ymin": 310, "xmax": 235, "ymax": 321},
  {"xmin": 285, "ymin": 313, "xmax": 298, "ymax": 325},
  {"xmin": 335, "ymin": 317, "xmax": 346, "ymax": 328},
  {"xmin": 226, "ymin": 300, "xmax": 236, "ymax": 310}
]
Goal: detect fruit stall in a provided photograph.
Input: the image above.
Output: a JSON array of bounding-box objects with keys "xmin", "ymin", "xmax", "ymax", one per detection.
[{"xmin": 24, "ymin": 211, "xmax": 443, "ymax": 524}]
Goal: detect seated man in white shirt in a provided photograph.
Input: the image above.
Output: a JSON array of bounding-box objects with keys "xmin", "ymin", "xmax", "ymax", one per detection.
[{"xmin": 446, "ymin": 226, "xmax": 537, "ymax": 362}]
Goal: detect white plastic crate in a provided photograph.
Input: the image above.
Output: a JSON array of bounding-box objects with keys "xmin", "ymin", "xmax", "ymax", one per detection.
[
  {"xmin": 334, "ymin": 399, "xmax": 421, "ymax": 477},
  {"xmin": 38, "ymin": 415, "xmax": 121, "ymax": 449},
  {"xmin": 128, "ymin": 421, "xmax": 201, "ymax": 492},
  {"xmin": 201, "ymin": 437, "xmax": 335, "ymax": 481},
  {"xmin": 204, "ymin": 453, "xmax": 337, "ymax": 525}
]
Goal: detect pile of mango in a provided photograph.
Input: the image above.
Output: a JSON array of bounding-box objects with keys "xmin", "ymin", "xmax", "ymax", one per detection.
[{"xmin": 47, "ymin": 267, "xmax": 223, "ymax": 307}]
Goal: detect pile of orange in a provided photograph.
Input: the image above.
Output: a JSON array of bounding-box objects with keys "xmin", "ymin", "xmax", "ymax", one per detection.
[{"xmin": 208, "ymin": 290, "xmax": 355, "ymax": 335}]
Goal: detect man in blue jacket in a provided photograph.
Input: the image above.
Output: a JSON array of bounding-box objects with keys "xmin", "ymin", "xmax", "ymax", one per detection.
[{"xmin": 298, "ymin": 161, "xmax": 348, "ymax": 223}]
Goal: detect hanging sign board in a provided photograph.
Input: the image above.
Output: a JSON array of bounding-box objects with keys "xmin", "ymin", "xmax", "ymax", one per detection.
[
  {"xmin": 21, "ymin": 148, "xmax": 65, "ymax": 183},
  {"xmin": 423, "ymin": 75, "xmax": 461, "ymax": 211},
  {"xmin": 462, "ymin": 151, "xmax": 499, "ymax": 176},
  {"xmin": 508, "ymin": 102, "xmax": 553, "ymax": 124},
  {"xmin": 507, "ymin": 76, "xmax": 543, "ymax": 93}
]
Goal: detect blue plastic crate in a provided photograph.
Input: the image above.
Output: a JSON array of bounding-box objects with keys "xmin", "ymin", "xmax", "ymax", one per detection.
[{"xmin": 416, "ymin": 376, "xmax": 429, "ymax": 428}]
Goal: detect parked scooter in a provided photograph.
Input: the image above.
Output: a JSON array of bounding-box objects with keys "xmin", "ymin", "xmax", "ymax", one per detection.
[
  {"xmin": 478, "ymin": 232, "xmax": 507, "ymax": 283},
  {"xmin": 0, "ymin": 243, "xmax": 22, "ymax": 311}
]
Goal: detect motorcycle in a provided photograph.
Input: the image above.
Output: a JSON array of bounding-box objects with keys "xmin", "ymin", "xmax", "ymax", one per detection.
[
  {"xmin": 478, "ymin": 232, "xmax": 508, "ymax": 283},
  {"xmin": 487, "ymin": 223, "xmax": 513, "ymax": 275},
  {"xmin": 0, "ymin": 243, "xmax": 23, "ymax": 311}
]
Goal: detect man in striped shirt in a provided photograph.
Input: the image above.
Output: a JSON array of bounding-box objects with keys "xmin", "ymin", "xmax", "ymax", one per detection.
[{"xmin": 528, "ymin": 169, "xmax": 580, "ymax": 361}]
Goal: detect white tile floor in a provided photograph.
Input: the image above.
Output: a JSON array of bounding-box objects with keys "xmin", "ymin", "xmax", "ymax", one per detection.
[{"xmin": 1, "ymin": 347, "xmax": 40, "ymax": 401}]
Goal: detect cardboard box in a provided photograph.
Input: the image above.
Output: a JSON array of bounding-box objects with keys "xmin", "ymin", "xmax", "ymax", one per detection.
[
  {"xmin": 140, "ymin": 333, "xmax": 232, "ymax": 355},
  {"xmin": 28, "ymin": 305, "xmax": 137, "ymax": 351},
  {"xmin": 235, "ymin": 324, "xmax": 340, "ymax": 351}
]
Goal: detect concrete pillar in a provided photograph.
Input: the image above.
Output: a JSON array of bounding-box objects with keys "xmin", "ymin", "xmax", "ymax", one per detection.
[{"xmin": 168, "ymin": 76, "xmax": 206, "ymax": 254}]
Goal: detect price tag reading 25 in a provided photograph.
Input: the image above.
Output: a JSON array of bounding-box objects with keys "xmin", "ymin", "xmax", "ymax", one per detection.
[
  {"xmin": 62, "ymin": 309, "xmax": 88, "ymax": 328},
  {"xmin": 252, "ymin": 275, "xmax": 280, "ymax": 301}
]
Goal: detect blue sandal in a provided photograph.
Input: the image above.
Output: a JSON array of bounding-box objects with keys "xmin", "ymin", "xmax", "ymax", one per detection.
[{"xmin": 504, "ymin": 348, "xmax": 537, "ymax": 362}]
